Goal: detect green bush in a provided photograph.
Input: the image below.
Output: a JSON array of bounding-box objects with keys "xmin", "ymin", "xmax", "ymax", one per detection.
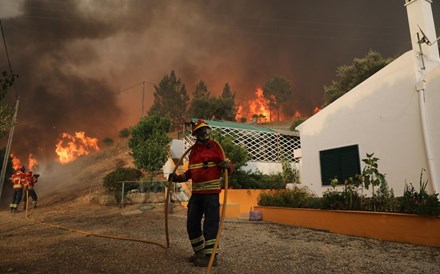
[
  {"xmin": 102, "ymin": 137, "xmax": 114, "ymax": 146},
  {"xmin": 399, "ymin": 181, "xmax": 440, "ymax": 216},
  {"xmin": 119, "ymin": 128, "xmax": 130, "ymax": 138},
  {"xmin": 102, "ymin": 167, "xmax": 143, "ymax": 200},
  {"xmin": 258, "ymin": 187, "xmax": 317, "ymax": 208},
  {"xmin": 228, "ymin": 170, "xmax": 286, "ymax": 189}
]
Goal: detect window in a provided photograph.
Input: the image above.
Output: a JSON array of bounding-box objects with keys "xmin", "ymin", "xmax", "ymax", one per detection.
[{"xmin": 320, "ymin": 145, "xmax": 361, "ymax": 186}]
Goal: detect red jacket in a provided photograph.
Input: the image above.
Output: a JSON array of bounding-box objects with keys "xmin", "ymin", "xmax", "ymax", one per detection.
[
  {"xmin": 10, "ymin": 171, "xmax": 27, "ymax": 190},
  {"xmin": 25, "ymin": 172, "xmax": 37, "ymax": 189},
  {"xmin": 183, "ymin": 139, "xmax": 232, "ymax": 194}
]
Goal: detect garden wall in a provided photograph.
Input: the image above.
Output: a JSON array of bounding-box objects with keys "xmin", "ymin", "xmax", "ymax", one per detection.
[
  {"xmin": 220, "ymin": 189, "xmax": 266, "ymax": 218},
  {"xmin": 254, "ymin": 206, "xmax": 440, "ymax": 248}
]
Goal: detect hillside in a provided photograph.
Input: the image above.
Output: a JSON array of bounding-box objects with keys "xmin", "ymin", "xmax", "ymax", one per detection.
[{"xmin": 34, "ymin": 139, "xmax": 135, "ymax": 206}]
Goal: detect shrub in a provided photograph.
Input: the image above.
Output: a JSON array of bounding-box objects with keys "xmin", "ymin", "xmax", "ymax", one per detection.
[
  {"xmin": 399, "ymin": 169, "xmax": 440, "ymax": 216},
  {"xmin": 119, "ymin": 128, "xmax": 130, "ymax": 138},
  {"xmin": 258, "ymin": 187, "xmax": 317, "ymax": 208},
  {"xmin": 102, "ymin": 137, "xmax": 114, "ymax": 146},
  {"xmin": 321, "ymin": 189, "xmax": 346, "ymax": 210},
  {"xmin": 289, "ymin": 118, "xmax": 305, "ymax": 131},
  {"xmin": 102, "ymin": 167, "xmax": 143, "ymax": 200},
  {"xmin": 228, "ymin": 170, "xmax": 286, "ymax": 189}
]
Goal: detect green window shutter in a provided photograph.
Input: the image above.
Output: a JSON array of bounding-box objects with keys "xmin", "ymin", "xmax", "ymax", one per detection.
[{"xmin": 320, "ymin": 145, "xmax": 360, "ymax": 186}]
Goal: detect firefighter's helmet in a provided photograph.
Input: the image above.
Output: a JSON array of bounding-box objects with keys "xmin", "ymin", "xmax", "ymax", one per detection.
[{"xmin": 192, "ymin": 119, "xmax": 210, "ymax": 135}]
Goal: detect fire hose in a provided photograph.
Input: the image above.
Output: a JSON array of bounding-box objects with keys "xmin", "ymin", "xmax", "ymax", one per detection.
[
  {"xmin": 165, "ymin": 140, "xmax": 229, "ymax": 274},
  {"xmin": 24, "ymin": 190, "xmax": 167, "ymax": 249},
  {"xmin": 22, "ymin": 140, "xmax": 228, "ymax": 273}
]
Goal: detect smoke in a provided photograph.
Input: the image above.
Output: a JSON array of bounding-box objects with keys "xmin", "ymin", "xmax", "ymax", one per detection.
[{"xmin": 1, "ymin": 0, "xmax": 439, "ymax": 163}]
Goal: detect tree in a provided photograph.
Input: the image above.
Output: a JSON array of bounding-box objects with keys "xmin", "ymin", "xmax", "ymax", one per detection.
[
  {"xmin": 0, "ymin": 71, "xmax": 18, "ymax": 139},
  {"xmin": 189, "ymin": 82, "xmax": 236, "ymax": 121},
  {"xmin": 221, "ymin": 83, "xmax": 234, "ymax": 99},
  {"xmin": 323, "ymin": 50, "xmax": 393, "ymax": 107},
  {"xmin": 263, "ymin": 76, "xmax": 293, "ymax": 121},
  {"xmin": 148, "ymin": 70, "xmax": 189, "ymax": 130},
  {"xmin": 220, "ymin": 83, "xmax": 237, "ymax": 121},
  {"xmin": 128, "ymin": 115, "xmax": 172, "ymax": 180},
  {"xmin": 193, "ymin": 80, "xmax": 210, "ymax": 98},
  {"xmin": 210, "ymin": 130, "xmax": 250, "ymax": 171}
]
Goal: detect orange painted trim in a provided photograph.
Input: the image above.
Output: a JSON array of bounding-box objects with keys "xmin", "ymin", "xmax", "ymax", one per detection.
[
  {"xmin": 254, "ymin": 206, "xmax": 440, "ymax": 248},
  {"xmin": 219, "ymin": 189, "xmax": 266, "ymax": 217}
]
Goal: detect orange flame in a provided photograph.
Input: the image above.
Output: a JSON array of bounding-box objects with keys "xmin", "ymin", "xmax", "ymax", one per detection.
[
  {"xmin": 236, "ymin": 88, "xmax": 271, "ymax": 123},
  {"xmin": 55, "ymin": 131, "xmax": 100, "ymax": 164},
  {"xmin": 10, "ymin": 153, "xmax": 22, "ymax": 170},
  {"xmin": 28, "ymin": 153, "xmax": 38, "ymax": 171},
  {"xmin": 293, "ymin": 111, "xmax": 302, "ymax": 119}
]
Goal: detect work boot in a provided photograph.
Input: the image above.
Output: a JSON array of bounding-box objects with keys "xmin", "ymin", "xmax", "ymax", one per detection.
[
  {"xmin": 188, "ymin": 251, "xmax": 204, "ymax": 262},
  {"xmin": 193, "ymin": 254, "xmax": 218, "ymax": 267},
  {"xmin": 32, "ymin": 201, "xmax": 37, "ymax": 208}
]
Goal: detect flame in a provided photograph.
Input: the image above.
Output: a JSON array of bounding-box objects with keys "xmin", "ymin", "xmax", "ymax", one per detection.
[
  {"xmin": 235, "ymin": 105, "xmax": 243, "ymax": 121},
  {"xmin": 55, "ymin": 131, "xmax": 100, "ymax": 164},
  {"xmin": 236, "ymin": 88, "xmax": 271, "ymax": 123},
  {"xmin": 235, "ymin": 88, "xmax": 321, "ymax": 123},
  {"xmin": 28, "ymin": 153, "xmax": 38, "ymax": 171},
  {"xmin": 10, "ymin": 153, "xmax": 22, "ymax": 170}
]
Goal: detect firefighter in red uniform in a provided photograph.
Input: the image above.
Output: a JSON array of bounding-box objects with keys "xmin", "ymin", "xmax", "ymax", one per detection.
[
  {"xmin": 23, "ymin": 171, "xmax": 39, "ymax": 209},
  {"xmin": 9, "ymin": 166, "xmax": 27, "ymax": 213},
  {"xmin": 169, "ymin": 119, "xmax": 233, "ymax": 267}
]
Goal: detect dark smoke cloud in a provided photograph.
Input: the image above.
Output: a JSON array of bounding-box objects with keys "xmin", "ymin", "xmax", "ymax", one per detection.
[{"xmin": 1, "ymin": 0, "xmax": 439, "ymax": 164}]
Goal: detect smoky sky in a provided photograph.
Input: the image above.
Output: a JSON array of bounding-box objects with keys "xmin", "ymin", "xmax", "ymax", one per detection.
[{"xmin": 1, "ymin": 0, "xmax": 439, "ymax": 163}]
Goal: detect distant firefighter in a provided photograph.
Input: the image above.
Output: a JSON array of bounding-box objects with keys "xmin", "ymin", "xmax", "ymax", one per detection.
[
  {"xmin": 23, "ymin": 171, "xmax": 39, "ymax": 209},
  {"xmin": 9, "ymin": 166, "xmax": 27, "ymax": 213}
]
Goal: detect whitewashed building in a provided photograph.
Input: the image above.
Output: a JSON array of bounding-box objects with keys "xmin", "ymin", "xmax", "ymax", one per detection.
[{"xmin": 296, "ymin": 0, "xmax": 440, "ymax": 196}]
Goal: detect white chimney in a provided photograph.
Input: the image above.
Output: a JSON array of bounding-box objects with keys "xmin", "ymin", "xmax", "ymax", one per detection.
[{"xmin": 405, "ymin": 0, "xmax": 440, "ymax": 65}]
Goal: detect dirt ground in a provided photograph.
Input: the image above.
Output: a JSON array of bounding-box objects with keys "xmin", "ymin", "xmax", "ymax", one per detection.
[{"xmin": 1, "ymin": 195, "xmax": 440, "ymax": 274}]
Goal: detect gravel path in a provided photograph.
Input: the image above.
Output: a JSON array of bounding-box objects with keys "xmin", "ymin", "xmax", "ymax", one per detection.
[{"xmin": 1, "ymin": 198, "xmax": 439, "ymax": 274}]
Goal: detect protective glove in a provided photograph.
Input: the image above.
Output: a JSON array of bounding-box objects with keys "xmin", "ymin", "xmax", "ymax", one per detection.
[
  {"xmin": 218, "ymin": 160, "xmax": 233, "ymax": 175},
  {"xmin": 168, "ymin": 173, "xmax": 178, "ymax": 182}
]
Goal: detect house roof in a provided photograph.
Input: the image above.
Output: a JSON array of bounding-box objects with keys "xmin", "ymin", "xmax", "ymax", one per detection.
[{"xmin": 191, "ymin": 118, "xmax": 275, "ymax": 133}]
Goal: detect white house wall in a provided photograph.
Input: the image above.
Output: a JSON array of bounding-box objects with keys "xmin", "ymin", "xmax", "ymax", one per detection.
[
  {"xmin": 424, "ymin": 64, "xmax": 440, "ymax": 192},
  {"xmin": 297, "ymin": 51, "xmax": 432, "ymax": 197}
]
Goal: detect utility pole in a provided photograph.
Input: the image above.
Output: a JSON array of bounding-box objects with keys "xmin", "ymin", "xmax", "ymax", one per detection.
[{"xmin": 0, "ymin": 99, "xmax": 19, "ymax": 200}]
